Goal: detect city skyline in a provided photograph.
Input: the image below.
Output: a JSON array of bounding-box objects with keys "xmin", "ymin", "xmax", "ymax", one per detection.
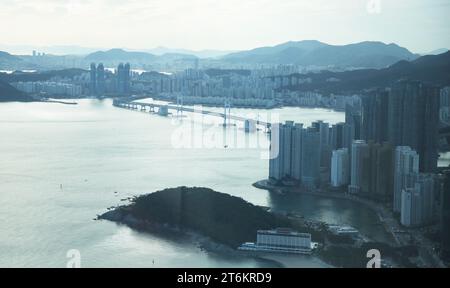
[{"xmin": 0, "ymin": 0, "xmax": 449, "ymax": 54}]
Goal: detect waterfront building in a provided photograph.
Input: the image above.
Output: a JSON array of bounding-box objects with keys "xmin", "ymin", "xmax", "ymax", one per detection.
[
  {"xmin": 269, "ymin": 121, "xmax": 321, "ymax": 187},
  {"xmin": 290, "ymin": 123, "xmax": 304, "ymax": 181},
  {"xmin": 401, "ymin": 173, "xmax": 435, "ymax": 227},
  {"xmin": 393, "ymin": 146, "xmax": 420, "ymax": 213},
  {"xmin": 330, "ymin": 122, "xmax": 345, "ymax": 150},
  {"xmin": 368, "ymin": 142, "xmax": 394, "ymax": 202},
  {"xmin": 269, "ymin": 123, "xmax": 283, "ymax": 181},
  {"xmin": 388, "ymin": 80, "xmax": 440, "ymax": 173},
  {"xmin": 301, "ymin": 127, "xmax": 321, "ymax": 187},
  {"xmin": 331, "ymin": 148, "xmax": 350, "ymax": 187},
  {"xmin": 312, "ymin": 120, "xmax": 332, "ymax": 170},
  {"xmin": 96, "ymin": 63, "xmax": 105, "ymax": 95},
  {"xmin": 349, "ymin": 140, "xmax": 369, "ymax": 194},
  {"xmin": 441, "ymin": 170, "xmax": 450, "ymax": 258},
  {"xmin": 282, "ymin": 121, "xmax": 294, "ymax": 178},
  {"xmin": 361, "ymin": 89, "xmax": 389, "ymax": 143},
  {"xmin": 238, "ymin": 228, "xmax": 314, "ymax": 254},
  {"xmin": 116, "ymin": 63, "xmax": 131, "ymax": 95},
  {"xmin": 89, "ymin": 63, "xmax": 96, "ymax": 95},
  {"xmin": 348, "ymin": 140, "xmax": 393, "ymax": 201}
]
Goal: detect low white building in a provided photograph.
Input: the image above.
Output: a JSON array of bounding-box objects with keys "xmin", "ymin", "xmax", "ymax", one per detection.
[{"xmin": 238, "ymin": 228, "xmax": 314, "ymax": 254}]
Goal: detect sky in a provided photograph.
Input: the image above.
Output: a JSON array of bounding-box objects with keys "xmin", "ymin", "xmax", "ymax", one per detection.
[{"xmin": 0, "ymin": 0, "xmax": 449, "ymax": 54}]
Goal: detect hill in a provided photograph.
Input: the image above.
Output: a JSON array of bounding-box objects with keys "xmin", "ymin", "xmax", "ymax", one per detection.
[
  {"xmin": 98, "ymin": 187, "xmax": 306, "ymax": 248},
  {"xmin": 0, "ymin": 79, "xmax": 33, "ymax": 102},
  {"xmin": 85, "ymin": 48, "xmax": 156, "ymax": 63},
  {"xmin": 222, "ymin": 40, "xmax": 418, "ymax": 69},
  {"xmin": 0, "ymin": 68, "xmax": 87, "ymax": 83},
  {"xmin": 283, "ymin": 51, "xmax": 450, "ymax": 94}
]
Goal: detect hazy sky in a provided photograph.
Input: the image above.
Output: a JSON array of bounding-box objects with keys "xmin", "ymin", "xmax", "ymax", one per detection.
[{"xmin": 0, "ymin": 0, "xmax": 449, "ymax": 53}]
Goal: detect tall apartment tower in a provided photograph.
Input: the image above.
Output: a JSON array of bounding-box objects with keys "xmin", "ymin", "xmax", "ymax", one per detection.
[
  {"xmin": 388, "ymin": 80, "xmax": 440, "ymax": 173},
  {"xmin": 361, "ymin": 89, "xmax": 389, "ymax": 143},
  {"xmin": 349, "ymin": 140, "xmax": 369, "ymax": 194},
  {"xmin": 331, "ymin": 148, "xmax": 350, "ymax": 187},
  {"xmin": 393, "ymin": 146, "xmax": 420, "ymax": 213},
  {"xmin": 96, "ymin": 63, "xmax": 105, "ymax": 95},
  {"xmin": 301, "ymin": 127, "xmax": 321, "ymax": 187},
  {"xmin": 89, "ymin": 63, "xmax": 97, "ymax": 95},
  {"xmin": 401, "ymin": 174, "xmax": 435, "ymax": 227},
  {"xmin": 441, "ymin": 170, "xmax": 450, "ymax": 259}
]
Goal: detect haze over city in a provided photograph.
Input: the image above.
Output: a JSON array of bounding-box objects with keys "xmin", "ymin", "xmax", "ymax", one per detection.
[
  {"xmin": 0, "ymin": 0, "xmax": 449, "ymax": 54},
  {"xmin": 1, "ymin": 0, "xmax": 450, "ymax": 271}
]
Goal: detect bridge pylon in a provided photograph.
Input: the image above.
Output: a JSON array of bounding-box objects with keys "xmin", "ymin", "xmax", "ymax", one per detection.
[
  {"xmin": 176, "ymin": 94, "xmax": 184, "ymax": 117},
  {"xmin": 223, "ymin": 98, "xmax": 232, "ymax": 127}
]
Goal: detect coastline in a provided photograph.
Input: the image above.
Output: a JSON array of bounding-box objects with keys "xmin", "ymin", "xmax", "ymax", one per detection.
[
  {"xmin": 253, "ymin": 179, "xmax": 399, "ymax": 244},
  {"xmin": 253, "ymin": 179, "xmax": 447, "ymax": 268}
]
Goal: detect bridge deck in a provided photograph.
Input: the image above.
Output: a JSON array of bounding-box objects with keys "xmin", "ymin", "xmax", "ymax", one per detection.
[{"xmin": 113, "ymin": 99, "xmax": 272, "ymax": 128}]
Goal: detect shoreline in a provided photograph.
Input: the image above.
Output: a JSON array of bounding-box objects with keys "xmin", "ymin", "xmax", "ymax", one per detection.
[{"xmin": 253, "ymin": 179, "xmax": 399, "ymax": 245}]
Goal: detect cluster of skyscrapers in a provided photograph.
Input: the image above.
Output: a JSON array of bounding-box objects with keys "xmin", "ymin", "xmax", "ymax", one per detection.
[
  {"xmin": 269, "ymin": 80, "xmax": 447, "ymax": 245},
  {"xmin": 89, "ymin": 62, "xmax": 130, "ymax": 96}
]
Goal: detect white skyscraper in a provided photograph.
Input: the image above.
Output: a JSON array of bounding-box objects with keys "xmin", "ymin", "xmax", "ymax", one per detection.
[
  {"xmin": 348, "ymin": 140, "xmax": 369, "ymax": 194},
  {"xmin": 394, "ymin": 146, "xmax": 420, "ymax": 213},
  {"xmin": 331, "ymin": 148, "xmax": 350, "ymax": 187}
]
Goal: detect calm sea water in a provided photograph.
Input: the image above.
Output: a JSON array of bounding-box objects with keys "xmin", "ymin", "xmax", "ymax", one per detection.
[{"xmin": 0, "ymin": 99, "xmax": 390, "ymax": 267}]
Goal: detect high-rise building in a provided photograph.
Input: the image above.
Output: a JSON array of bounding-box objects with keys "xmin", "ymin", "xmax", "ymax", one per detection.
[
  {"xmin": 441, "ymin": 170, "xmax": 450, "ymax": 259},
  {"xmin": 388, "ymin": 80, "xmax": 440, "ymax": 173},
  {"xmin": 368, "ymin": 142, "xmax": 394, "ymax": 202},
  {"xmin": 401, "ymin": 174, "xmax": 435, "ymax": 227},
  {"xmin": 269, "ymin": 121, "xmax": 322, "ymax": 187},
  {"xmin": 330, "ymin": 122, "xmax": 345, "ymax": 150},
  {"xmin": 301, "ymin": 127, "xmax": 321, "ymax": 187},
  {"xmin": 89, "ymin": 63, "xmax": 97, "ymax": 95},
  {"xmin": 312, "ymin": 120, "xmax": 332, "ymax": 170},
  {"xmin": 282, "ymin": 121, "xmax": 294, "ymax": 178},
  {"xmin": 124, "ymin": 63, "xmax": 131, "ymax": 93},
  {"xmin": 269, "ymin": 123, "xmax": 283, "ymax": 181},
  {"xmin": 290, "ymin": 123, "xmax": 304, "ymax": 181},
  {"xmin": 117, "ymin": 63, "xmax": 125, "ymax": 94},
  {"xmin": 348, "ymin": 140, "xmax": 393, "ymax": 201},
  {"xmin": 361, "ymin": 89, "xmax": 389, "ymax": 143},
  {"xmin": 349, "ymin": 140, "xmax": 369, "ymax": 194},
  {"xmin": 343, "ymin": 104, "xmax": 361, "ymax": 153},
  {"xmin": 393, "ymin": 146, "xmax": 420, "ymax": 213},
  {"xmin": 96, "ymin": 63, "xmax": 105, "ymax": 95},
  {"xmin": 331, "ymin": 148, "xmax": 349, "ymax": 187}
]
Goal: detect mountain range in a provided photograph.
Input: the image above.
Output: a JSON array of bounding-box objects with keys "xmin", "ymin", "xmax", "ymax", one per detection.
[
  {"xmin": 2, "ymin": 40, "xmax": 448, "ymax": 71},
  {"xmin": 222, "ymin": 40, "xmax": 420, "ymax": 69},
  {"xmin": 284, "ymin": 51, "xmax": 450, "ymax": 94}
]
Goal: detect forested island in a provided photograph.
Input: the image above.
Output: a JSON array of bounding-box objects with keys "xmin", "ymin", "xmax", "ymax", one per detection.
[{"xmin": 98, "ymin": 186, "xmax": 418, "ymax": 268}]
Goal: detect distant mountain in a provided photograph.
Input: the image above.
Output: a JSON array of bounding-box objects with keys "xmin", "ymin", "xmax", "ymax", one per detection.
[
  {"xmin": 145, "ymin": 47, "xmax": 236, "ymax": 58},
  {"xmin": 284, "ymin": 51, "xmax": 450, "ymax": 94},
  {"xmin": 425, "ymin": 48, "xmax": 449, "ymax": 55},
  {"xmin": 0, "ymin": 51, "xmax": 25, "ymax": 68},
  {"xmin": 84, "ymin": 48, "xmax": 199, "ymax": 65},
  {"xmin": 0, "ymin": 51, "xmax": 21, "ymax": 61},
  {"xmin": 0, "ymin": 79, "xmax": 33, "ymax": 102},
  {"xmin": 222, "ymin": 40, "xmax": 419, "ymax": 69},
  {"xmin": 85, "ymin": 49, "xmax": 156, "ymax": 63}
]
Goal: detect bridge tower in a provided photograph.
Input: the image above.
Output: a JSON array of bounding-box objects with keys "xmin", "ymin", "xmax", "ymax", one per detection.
[
  {"xmin": 223, "ymin": 98, "xmax": 232, "ymax": 127},
  {"xmin": 176, "ymin": 94, "xmax": 184, "ymax": 117}
]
